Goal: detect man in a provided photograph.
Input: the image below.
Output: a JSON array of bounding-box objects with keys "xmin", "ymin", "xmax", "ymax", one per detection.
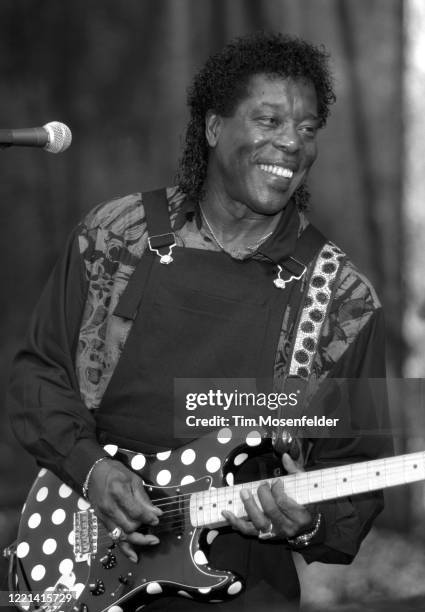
[{"xmin": 8, "ymin": 32, "xmax": 391, "ymax": 610}]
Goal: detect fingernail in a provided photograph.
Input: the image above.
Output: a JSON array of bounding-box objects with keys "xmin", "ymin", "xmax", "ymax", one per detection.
[
  {"xmin": 149, "ymin": 536, "xmax": 160, "ymax": 546},
  {"xmin": 129, "ymin": 552, "xmax": 138, "ymax": 563},
  {"xmin": 150, "ymin": 517, "xmax": 159, "ymax": 525},
  {"xmin": 240, "ymin": 488, "xmax": 250, "ymax": 501}
]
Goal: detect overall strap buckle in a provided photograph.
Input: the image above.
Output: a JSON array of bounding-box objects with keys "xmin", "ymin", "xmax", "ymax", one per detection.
[
  {"xmin": 148, "ymin": 232, "xmax": 176, "ymax": 264},
  {"xmin": 274, "ymin": 256, "xmax": 307, "ymax": 289}
]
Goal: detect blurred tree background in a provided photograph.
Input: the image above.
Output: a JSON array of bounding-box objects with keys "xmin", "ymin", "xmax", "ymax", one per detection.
[{"xmin": 0, "ymin": 1, "xmax": 423, "ymax": 610}]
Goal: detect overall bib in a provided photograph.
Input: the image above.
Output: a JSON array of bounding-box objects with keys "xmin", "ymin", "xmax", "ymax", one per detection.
[{"xmin": 96, "ymin": 191, "xmax": 321, "ymax": 610}]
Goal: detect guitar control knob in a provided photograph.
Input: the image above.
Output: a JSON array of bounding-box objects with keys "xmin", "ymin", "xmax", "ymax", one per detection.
[
  {"xmin": 89, "ymin": 579, "xmax": 105, "ymax": 596},
  {"xmin": 100, "ymin": 552, "xmax": 117, "ymax": 569},
  {"xmin": 79, "ymin": 605, "xmax": 89, "ymax": 612},
  {"xmin": 119, "ymin": 573, "xmax": 133, "ymax": 586}
]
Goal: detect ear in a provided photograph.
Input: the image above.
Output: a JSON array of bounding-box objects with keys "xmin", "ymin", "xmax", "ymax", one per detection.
[{"xmin": 205, "ymin": 110, "xmax": 222, "ymax": 147}]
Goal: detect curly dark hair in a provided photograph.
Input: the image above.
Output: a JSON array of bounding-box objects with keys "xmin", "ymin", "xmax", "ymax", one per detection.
[{"xmin": 176, "ymin": 31, "xmax": 336, "ymax": 209}]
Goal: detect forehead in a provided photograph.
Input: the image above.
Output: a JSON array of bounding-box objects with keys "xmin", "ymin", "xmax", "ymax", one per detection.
[{"xmin": 237, "ymin": 73, "xmax": 318, "ymax": 114}]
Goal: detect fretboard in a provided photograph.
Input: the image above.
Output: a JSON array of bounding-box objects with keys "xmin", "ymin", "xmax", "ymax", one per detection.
[{"xmin": 189, "ymin": 452, "xmax": 425, "ymax": 528}]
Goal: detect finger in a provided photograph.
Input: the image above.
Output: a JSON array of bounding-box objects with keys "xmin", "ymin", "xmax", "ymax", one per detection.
[
  {"xmin": 256, "ymin": 483, "xmax": 306, "ymax": 538},
  {"xmin": 119, "ymin": 541, "xmax": 138, "ymax": 564},
  {"xmin": 270, "ymin": 479, "xmax": 306, "ymax": 513},
  {"xmin": 107, "ymin": 475, "xmax": 161, "ymax": 527},
  {"xmin": 129, "ymin": 478, "xmax": 163, "ymax": 523},
  {"xmin": 132, "ymin": 478, "xmax": 163, "ymax": 517},
  {"xmin": 109, "ymin": 529, "xmax": 161, "ymax": 563},
  {"xmin": 92, "ymin": 461, "xmax": 161, "ymax": 526},
  {"xmin": 239, "ymin": 487, "xmax": 270, "ymax": 532},
  {"xmin": 101, "ymin": 507, "xmax": 140, "ymax": 537},
  {"xmin": 221, "ymin": 510, "xmax": 258, "ymax": 537},
  {"xmin": 126, "ymin": 531, "xmax": 160, "ymax": 547},
  {"xmin": 282, "ymin": 453, "xmax": 303, "ymax": 474},
  {"xmin": 270, "ymin": 480, "xmax": 313, "ymax": 534},
  {"xmin": 257, "ymin": 482, "xmax": 283, "ymax": 524}
]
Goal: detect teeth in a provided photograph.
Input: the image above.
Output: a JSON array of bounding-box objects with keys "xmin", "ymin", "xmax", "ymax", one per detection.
[{"xmin": 259, "ymin": 164, "xmax": 293, "ymax": 178}]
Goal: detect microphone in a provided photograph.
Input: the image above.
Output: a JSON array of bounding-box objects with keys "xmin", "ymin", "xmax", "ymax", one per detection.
[{"xmin": 0, "ymin": 121, "xmax": 72, "ymax": 153}]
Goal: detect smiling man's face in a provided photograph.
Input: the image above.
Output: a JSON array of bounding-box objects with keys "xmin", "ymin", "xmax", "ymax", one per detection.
[{"xmin": 205, "ymin": 73, "xmax": 320, "ymax": 217}]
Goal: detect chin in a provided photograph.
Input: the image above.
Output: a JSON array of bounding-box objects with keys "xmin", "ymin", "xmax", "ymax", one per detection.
[
  {"xmin": 250, "ymin": 196, "xmax": 291, "ymax": 216},
  {"xmin": 247, "ymin": 185, "xmax": 293, "ymax": 214}
]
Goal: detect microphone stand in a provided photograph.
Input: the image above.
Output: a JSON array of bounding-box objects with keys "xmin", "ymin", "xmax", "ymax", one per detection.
[{"xmin": 0, "ymin": 130, "xmax": 13, "ymax": 148}]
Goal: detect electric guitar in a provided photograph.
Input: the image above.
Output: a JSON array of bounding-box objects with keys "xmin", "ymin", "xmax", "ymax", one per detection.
[{"xmin": 9, "ymin": 428, "xmax": 425, "ymax": 612}]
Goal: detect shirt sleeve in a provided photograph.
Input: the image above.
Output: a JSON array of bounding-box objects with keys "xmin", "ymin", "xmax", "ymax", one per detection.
[
  {"xmin": 298, "ymin": 307, "xmax": 394, "ymax": 564},
  {"xmin": 7, "ymin": 224, "xmax": 106, "ymax": 493}
]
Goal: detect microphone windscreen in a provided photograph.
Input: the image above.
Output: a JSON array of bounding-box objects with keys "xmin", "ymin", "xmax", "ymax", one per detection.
[{"xmin": 43, "ymin": 122, "xmax": 72, "ymax": 153}]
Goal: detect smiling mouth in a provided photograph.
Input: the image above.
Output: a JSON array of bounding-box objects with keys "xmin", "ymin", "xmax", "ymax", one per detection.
[{"xmin": 259, "ymin": 164, "xmax": 294, "ymax": 178}]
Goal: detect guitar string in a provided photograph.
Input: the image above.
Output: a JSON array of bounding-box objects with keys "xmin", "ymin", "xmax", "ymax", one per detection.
[
  {"xmin": 96, "ymin": 473, "xmax": 395, "ymax": 541},
  {"xmin": 97, "ymin": 455, "xmax": 423, "ymax": 517},
  {"xmin": 95, "ymin": 487, "xmax": 263, "ymax": 542},
  {"xmin": 130, "ymin": 457, "xmax": 418, "ymax": 510},
  {"xmin": 93, "ymin": 461, "xmax": 421, "ymax": 542},
  {"xmin": 95, "ymin": 453, "xmax": 425, "ymax": 542},
  {"xmin": 95, "ymin": 457, "xmax": 422, "ymax": 525},
  {"xmin": 95, "ymin": 463, "xmax": 422, "ymax": 531}
]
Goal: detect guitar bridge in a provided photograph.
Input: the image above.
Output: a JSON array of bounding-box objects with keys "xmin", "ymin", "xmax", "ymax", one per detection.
[{"xmin": 73, "ymin": 509, "xmax": 98, "ymax": 562}]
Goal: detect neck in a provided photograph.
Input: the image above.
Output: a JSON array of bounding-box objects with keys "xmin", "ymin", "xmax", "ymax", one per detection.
[
  {"xmin": 200, "ymin": 184, "xmax": 283, "ymax": 249},
  {"xmin": 189, "ymin": 451, "xmax": 425, "ymax": 529}
]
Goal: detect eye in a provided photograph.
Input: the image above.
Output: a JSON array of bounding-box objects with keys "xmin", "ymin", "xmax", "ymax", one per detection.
[
  {"xmin": 299, "ymin": 124, "xmax": 318, "ymax": 138},
  {"xmin": 257, "ymin": 116, "xmax": 279, "ymax": 127}
]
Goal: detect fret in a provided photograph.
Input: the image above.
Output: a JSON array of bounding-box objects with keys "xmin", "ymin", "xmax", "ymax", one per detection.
[
  {"xmin": 199, "ymin": 491, "xmax": 209, "ymax": 525},
  {"xmin": 402, "ymin": 453, "xmax": 425, "ymax": 483},
  {"xmin": 335, "ymin": 464, "xmax": 354, "ymax": 497},
  {"xmin": 222, "ymin": 487, "xmax": 231, "ymax": 516},
  {"xmin": 209, "ymin": 487, "xmax": 219, "ymax": 524},
  {"xmin": 282, "ymin": 473, "xmax": 297, "ymax": 501},
  {"xmin": 234, "ymin": 484, "xmax": 245, "ymax": 519},
  {"xmin": 320, "ymin": 465, "xmax": 337, "ymax": 500},
  {"xmin": 250, "ymin": 480, "xmax": 264, "ymax": 511},
  {"xmin": 231, "ymin": 484, "xmax": 239, "ymax": 518},
  {"xmin": 366, "ymin": 458, "xmax": 387, "ymax": 491},
  {"xmin": 384, "ymin": 456, "xmax": 406, "ymax": 487},
  {"xmin": 203, "ymin": 489, "xmax": 209, "ymax": 526},
  {"xmin": 285, "ymin": 473, "xmax": 306, "ymax": 505},
  {"xmin": 222, "ymin": 485, "xmax": 229, "ymax": 518},
  {"xmin": 391, "ymin": 455, "xmax": 412, "ymax": 487},
  {"xmin": 350, "ymin": 461, "xmax": 369, "ymax": 494},
  {"xmin": 218, "ymin": 484, "xmax": 226, "ymax": 522},
  {"xmin": 306, "ymin": 470, "xmax": 324, "ymax": 503},
  {"xmin": 189, "ymin": 490, "xmax": 197, "ymax": 527}
]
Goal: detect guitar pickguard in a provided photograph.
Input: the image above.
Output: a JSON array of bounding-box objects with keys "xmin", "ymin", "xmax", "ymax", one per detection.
[{"xmin": 13, "ymin": 426, "xmax": 270, "ymax": 611}]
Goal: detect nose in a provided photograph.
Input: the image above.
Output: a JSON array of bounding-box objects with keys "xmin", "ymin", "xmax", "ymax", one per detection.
[{"xmin": 273, "ymin": 123, "xmax": 301, "ymax": 154}]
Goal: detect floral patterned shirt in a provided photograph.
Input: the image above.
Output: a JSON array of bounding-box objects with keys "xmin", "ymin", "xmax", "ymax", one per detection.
[{"xmin": 8, "ymin": 187, "xmax": 392, "ymax": 566}]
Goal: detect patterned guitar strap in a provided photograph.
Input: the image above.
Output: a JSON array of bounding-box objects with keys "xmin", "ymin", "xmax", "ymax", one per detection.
[{"xmin": 271, "ymin": 234, "xmax": 346, "ymax": 462}]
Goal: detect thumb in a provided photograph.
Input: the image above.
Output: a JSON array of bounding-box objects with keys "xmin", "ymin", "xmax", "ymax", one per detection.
[{"xmin": 282, "ymin": 452, "xmax": 303, "ymax": 474}]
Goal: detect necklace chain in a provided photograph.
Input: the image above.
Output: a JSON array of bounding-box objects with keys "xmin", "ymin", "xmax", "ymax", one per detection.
[{"xmin": 199, "ymin": 205, "xmax": 273, "ymax": 254}]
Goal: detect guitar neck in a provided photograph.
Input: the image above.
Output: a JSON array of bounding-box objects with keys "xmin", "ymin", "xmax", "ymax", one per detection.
[{"xmin": 189, "ymin": 451, "xmax": 425, "ymax": 528}]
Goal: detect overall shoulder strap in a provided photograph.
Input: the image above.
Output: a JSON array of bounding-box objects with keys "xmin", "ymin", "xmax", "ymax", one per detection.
[
  {"xmin": 143, "ymin": 188, "xmax": 175, "ymax": 248},
  {"xmin": 293, "ymin": 224, "xmax": 327, "ymax": 266},
  {"xmin": 113, "ymin": 188, "xmax": 172, "ymax": 320},
  {"xmin": 274, "ymin": 224, "xmax": 326, "ymax": 292}
]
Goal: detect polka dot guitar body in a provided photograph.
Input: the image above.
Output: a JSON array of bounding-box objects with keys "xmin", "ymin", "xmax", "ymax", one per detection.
[
  {"xmin": 13, "ymin": 428, "xmax": 425, "ymax": 612},
  {"xmin": 13, "ymin": 428, "xmax": 277, "ymax": 611}
]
